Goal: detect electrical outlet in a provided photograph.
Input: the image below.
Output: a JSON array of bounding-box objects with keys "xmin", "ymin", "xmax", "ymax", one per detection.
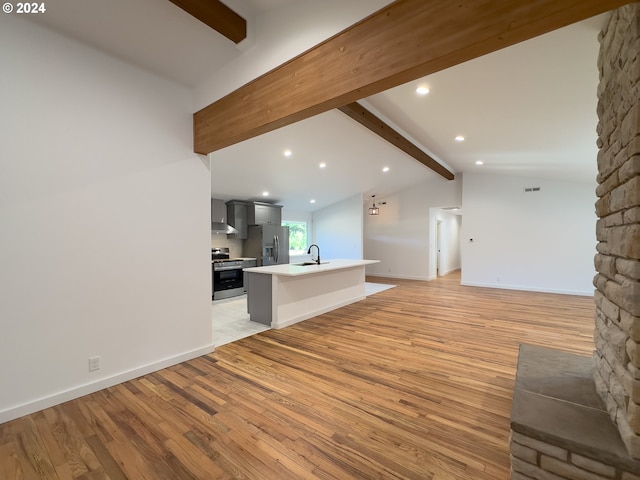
[{"xmin": 88, "ymin": 356, "xmax": 101, "ymax": 372}]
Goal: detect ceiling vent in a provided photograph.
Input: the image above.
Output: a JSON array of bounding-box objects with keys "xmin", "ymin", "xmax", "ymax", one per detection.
[{"xmin": 524, "ymin": 187, "xmax": 541, "ymax": 193}]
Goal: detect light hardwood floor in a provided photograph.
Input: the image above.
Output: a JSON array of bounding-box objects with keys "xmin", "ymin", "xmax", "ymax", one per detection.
[{"xmin": 0, "ymin": 271, "xmax": 595, "ymax": 479}]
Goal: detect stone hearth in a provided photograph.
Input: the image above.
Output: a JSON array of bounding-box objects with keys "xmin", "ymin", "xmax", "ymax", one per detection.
[{"xmin": 511, "ymin": 344, "xmax": 640, "ymax": 479}]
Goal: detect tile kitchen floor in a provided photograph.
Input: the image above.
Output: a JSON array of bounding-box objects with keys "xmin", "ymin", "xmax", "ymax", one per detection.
[
  {"xmin": 211, "ymin": 282, "xmax": 396, "ymax": 347},
  {"xmin": 212, "ymin": 295, "xmax": 269, "ymax": 347}
]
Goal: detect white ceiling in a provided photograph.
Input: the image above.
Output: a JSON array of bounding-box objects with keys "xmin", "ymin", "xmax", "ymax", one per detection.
[{"xmin": 26, "ymin": 1, "xmax": 607, "ymax": 212}]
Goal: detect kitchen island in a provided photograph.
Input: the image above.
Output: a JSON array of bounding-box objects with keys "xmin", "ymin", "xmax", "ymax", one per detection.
[{"xmin": 244, "ymin": 259, "xmax": 380, "ymax": 329}]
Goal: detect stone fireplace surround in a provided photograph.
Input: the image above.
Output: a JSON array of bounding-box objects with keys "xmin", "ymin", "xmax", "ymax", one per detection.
[
  {"xmin": 511, "ymin": 345, "xmax": 640, "ymax": 479},
  {"xmin": 510, "ymin": 4, "xmax": 640, "ymax": 479}
]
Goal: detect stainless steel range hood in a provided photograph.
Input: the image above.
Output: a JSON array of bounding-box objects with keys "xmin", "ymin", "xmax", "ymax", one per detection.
[{"xmin": 211, "ymin": 199, "xmax": 238, "ymax": 235}]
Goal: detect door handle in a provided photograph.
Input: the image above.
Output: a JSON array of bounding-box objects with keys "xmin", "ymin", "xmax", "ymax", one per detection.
[{"xmin": 274, "ymin": 235, "xmax": 279, "ymax": 262}]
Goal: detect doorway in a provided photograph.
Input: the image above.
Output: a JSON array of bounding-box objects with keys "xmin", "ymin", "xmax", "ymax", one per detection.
[
  {"xmin": 436, "ymin": 220, "xmax": 442, "ymax": 276},
  {"xmin": 429, "ymin": 207, "xmax": 462, "ymax": 280}
]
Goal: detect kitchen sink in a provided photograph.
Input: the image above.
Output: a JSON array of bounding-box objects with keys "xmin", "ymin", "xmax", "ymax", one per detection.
[{"xmin": 293, "ymin": 261, "xmax": 329, "ymax": 266}]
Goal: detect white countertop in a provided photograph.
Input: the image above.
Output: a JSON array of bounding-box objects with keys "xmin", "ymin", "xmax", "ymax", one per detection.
[{"xmin": 244, "ymin": 259, "xmax": 380, "ymax": 277}]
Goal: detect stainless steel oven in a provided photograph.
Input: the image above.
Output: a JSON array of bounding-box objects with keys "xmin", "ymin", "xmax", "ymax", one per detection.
[
  {"xmin": 213, "ymin": 260, "xmax": 244, "ymax": 300},
  {"xmin": 212, "ymin": 248, "xmax": 245, "ymax": 300}
]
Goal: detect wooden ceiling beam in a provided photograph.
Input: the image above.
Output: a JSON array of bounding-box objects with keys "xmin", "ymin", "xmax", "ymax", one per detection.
[
  {"xmin": 168, "ymin": 0, "xmax": 246, "ymax": 44},
  {"xmin": 339, "ymin": 102, "xmax": 454, "ymax": 180},
  {"xmin": 194, "ymin": 0, "xmax": 631, "ymax": 154}
]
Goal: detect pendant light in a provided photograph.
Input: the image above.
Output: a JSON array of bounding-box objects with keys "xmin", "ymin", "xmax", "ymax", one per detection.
[{"xmin": 369, "ymin": 195, "xmax": 379, "ymax": 216}]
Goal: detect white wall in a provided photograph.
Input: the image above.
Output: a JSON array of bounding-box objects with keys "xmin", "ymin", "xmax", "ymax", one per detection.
[
  {"xmin": 364, "ymin": 178, "xmax": 463, "ymax": 279},
  {"xmin": 282, "ymin": 209, "xmax": 313, "ymax": 227},
  {"xmin": 445, "ymin": 214, "xmax": 462, "ymax": 273},
  {"xmin": 0, "ymin": 17, "xmax": 212, "ymax": 422},
  {"xmin": 193, "ymin": 0, "xmax": 393, "ymax": 109},
  {"xmin": 461, "ymin": 172, "xmax": 596, "ymax": 295},
  {"xmin": 312, "ymin": 195, "xmax": 364, "ymax": 260}
]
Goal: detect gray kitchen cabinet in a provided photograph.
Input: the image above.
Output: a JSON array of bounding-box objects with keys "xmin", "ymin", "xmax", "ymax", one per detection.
[
  {"xmin": 242, "ymin": 258, "xmax": 257, "ymax": 294},
  {"xmin": 247, "ymin": 202, "xmax": 282, "ymax": 225},
  {"xmin": 245, "ymin": 271, "xmax": 272, "ymax": 325},
  {"xmin": 226, "ymin": 200, "xmax": 248, "ymax": 239}
]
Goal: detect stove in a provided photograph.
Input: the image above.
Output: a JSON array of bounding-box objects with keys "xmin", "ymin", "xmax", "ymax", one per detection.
[
  {"xmin": 212, "ymin": 248, "xmax": 245, "ymax": 300},
  {"xmin": 212, "ymin": 247, "xmax": 243, "ymax": 270}
]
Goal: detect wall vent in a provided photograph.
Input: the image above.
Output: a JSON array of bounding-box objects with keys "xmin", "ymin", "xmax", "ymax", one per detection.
[{"xmin": 524, "ymin": 187, "xmax": 541, "ymax": 193}]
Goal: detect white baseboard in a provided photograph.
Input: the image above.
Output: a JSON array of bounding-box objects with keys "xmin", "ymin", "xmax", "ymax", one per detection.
[
  {"xmin": 272, "ymin": 295, "xmax": 366, "ymax": 329},
  {"xmin": 439, "ymin": 267, "xmax": 461, "ymax": 276},
  {"xmin": 366, "ymin": 273, "xmax": 429, "ymax": 281},
  {"xmin": 460, "ymin": 281, "xmax": 593, "ymax": 296},
  {"xmin": 0, "ymin": 343, "xmax": 216, "ymax": 425}
]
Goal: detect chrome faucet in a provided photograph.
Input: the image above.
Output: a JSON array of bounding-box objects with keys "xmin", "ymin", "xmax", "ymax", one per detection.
[{"xmin": 307, "ymin": 244, "xmax": 320, "ymax": 264}]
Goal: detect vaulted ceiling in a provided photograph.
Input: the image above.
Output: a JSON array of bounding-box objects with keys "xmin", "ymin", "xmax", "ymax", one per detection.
[{"xmin": 26, "ymin": 0, "xmax": 611, "ymax": 211}]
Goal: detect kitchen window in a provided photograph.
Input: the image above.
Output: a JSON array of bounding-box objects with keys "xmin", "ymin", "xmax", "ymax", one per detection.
[{"xmin": 283, "ymin": 220, "xmax": 308, "ymax": 256}]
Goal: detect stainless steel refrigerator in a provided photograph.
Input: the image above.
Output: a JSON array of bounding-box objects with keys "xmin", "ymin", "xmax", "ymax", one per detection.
[{"xmin": 244, "ymin": 225, "xmax": 290, "ymax": 266}]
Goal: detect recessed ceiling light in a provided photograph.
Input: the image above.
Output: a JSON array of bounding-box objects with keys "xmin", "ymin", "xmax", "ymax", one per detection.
[
  {"xmin": 455, "ymin": 135, "xmax": 465, "ymax": 142},
  {"xmin": 319, "ymin": 162, "xmax": 327, "ymax": 169},
  {"xmin": 475, "ymin": 160, "xmax": 484, "ymax": 165},
  {"xmin": 310, "ymin": 199, "xmax": 316, "ymax": 204},
  {"xmin": 382, "ymin": 166, "xmax": 390, "ymax": 173},
  {"xmin": 283, "ymin": 149, "xmax": 292, "ymax": 157},
  {"xmin": 416, "ymin": 86, "xmax": 430, "ymax": 95},
  {"xmin": 262, "ymin": 191, "xmax": 269, "ymax": 196}
]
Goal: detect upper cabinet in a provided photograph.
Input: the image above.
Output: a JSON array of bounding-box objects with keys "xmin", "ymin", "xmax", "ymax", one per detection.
[
  {"xmin": 224, "ymin": 200, "xmax": 283, "ymax": 237},
  {"xmin": 247, "ymin": 202, "xmax": 282, "ymax": 225}
]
